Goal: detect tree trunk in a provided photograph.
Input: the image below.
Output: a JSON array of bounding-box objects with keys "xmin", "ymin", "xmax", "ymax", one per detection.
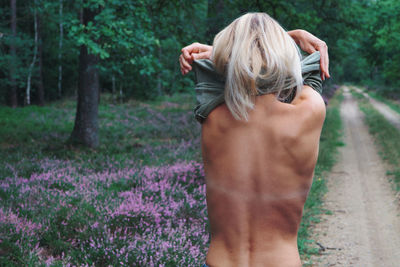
[
  {"xmin": 58, "ymin": 0, "xmax": 63, "ymax": 98},
  {"xmin": 157, "ymin": 46, "xmax": 162, "ymax": 96},
  {"xmin": 69, "ymin": 7, "xmax": 100, "ymax": 148},
  {"xmin": 9, "ymin": 0, "xmax": 17, "ymax": 107},
  {"xmin": 26, "ymin": 3, "xmax": 38, "ymax": 106},
  {"xmin": 206, "ymin": 0, "xmax": 225, "ymax": 43},
  {"xmin": 119, "ymin": 84, "xmax": 123, "ymax": 104},
  {"xmin": 112, "ymin": 74, "xmax": 116, "ymax": 103},
  {"xmin": 37, "ymin": 15, "xmax": 45, "ymax": 106}
]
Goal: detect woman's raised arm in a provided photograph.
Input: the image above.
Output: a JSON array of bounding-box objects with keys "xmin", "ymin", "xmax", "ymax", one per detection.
[
  {"xmin": 287, "ymin": 29, "xmax": 330, "ymax": 80},
  {"xmin": 179, "ymin": 30, "xmax": 329, "ymax": 80}
]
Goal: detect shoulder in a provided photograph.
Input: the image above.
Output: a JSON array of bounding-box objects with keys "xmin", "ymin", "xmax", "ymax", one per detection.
[
  {"xmin": 290, "ymin": 85, "xmax": 326, "ymax": 126},
  {"xmin": 292, "ymin": 86, "xmax": 325, "ymax": 114}
]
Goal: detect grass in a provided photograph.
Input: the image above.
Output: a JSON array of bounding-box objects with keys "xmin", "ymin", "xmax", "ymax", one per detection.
[
  {"xmin": 0, "ymin": 93, "xmax": 204, "ymax": 266},
  {"xmin": 361, "ymin": 87, "xmax": 400, "ymax": 115},
  {"xmin": 298, "ymin": 89, "xmax": 344, "ymax": 261},
  {"xmin": 350, "ymin": 88, "xmax": 400, "ymax": 191},
  {"xmin": 0, "ymin": 91, "xmax": 344, "ymax": 266},
  {"xmin": 0, "ymin": 94, "xmax": 201, "ymax": 178}
]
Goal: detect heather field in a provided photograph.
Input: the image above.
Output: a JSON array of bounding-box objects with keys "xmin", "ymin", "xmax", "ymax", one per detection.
[{"xmin": 0, "ymin": 90, "xmax": 342, "ymax": 266}]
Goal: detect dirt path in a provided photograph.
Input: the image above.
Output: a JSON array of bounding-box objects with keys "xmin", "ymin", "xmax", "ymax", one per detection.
[
  {"xmin": 352, "ymin": 86, "xmax": 400, "ymax": 130},
  {"xmin": 309, "ymin": 86, "xmax": 400, "ymax": 267}
]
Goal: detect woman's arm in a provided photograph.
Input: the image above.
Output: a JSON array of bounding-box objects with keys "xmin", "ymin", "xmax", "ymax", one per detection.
[
  {"xmin": 287, "ymin": 30, "xmax": 329, "ymax": 80},
  {"xmin": 179, "ymin": 30, "xmax": 329, "ymax": 79}
]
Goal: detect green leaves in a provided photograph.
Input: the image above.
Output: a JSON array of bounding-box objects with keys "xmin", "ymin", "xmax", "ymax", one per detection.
[{"xmin": 4, "ymin": 0, "xmax": 400, "ymax": 104}]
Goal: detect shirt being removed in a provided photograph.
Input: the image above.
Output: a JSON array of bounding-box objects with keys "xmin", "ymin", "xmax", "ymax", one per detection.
[{"xmin": 193, "ymin": 51, "xmax": 322, "ymax": 123}]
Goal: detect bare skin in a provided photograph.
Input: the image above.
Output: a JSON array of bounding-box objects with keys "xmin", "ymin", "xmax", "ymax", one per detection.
[
  {"xmin": 201, "ymin": 86, "xmax": 326, "ymax": 267},
  {"xmin": 179, "ymin": 28, "xmax": 329, "ymax": 266}
]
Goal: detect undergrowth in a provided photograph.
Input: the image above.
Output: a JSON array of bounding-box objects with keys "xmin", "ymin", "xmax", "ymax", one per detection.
[{"xmin": 0, "ymin": 90, "xmax": 345, "ymax": 265}]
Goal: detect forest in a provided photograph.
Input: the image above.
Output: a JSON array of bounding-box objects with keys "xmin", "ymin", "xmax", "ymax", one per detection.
[
  {"xmin": 1, "ymin": 0, "xmax": 400, "ymax": 147},
  {"xmin": 1, "ymin": 0, "xmax": 400, "ymax": 266},
  {"xmin": 1, "ymin": 0, "xmax": 399, "ymax": 103}
]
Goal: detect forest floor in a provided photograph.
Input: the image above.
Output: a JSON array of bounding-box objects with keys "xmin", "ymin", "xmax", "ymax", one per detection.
[
  {"xmin": 309, "ymin": 86, "xmax": 400, "ymax": 266},
  {"xmin": 0, "ymin": 92, "xmax": 343, "ymax": 266}
]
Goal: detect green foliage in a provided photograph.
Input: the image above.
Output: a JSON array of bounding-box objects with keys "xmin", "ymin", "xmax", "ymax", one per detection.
[
  {"xmin": 370, "ymin": 1, "xmax": 400, "ymax": 85},
  {"xmin": 0, "ymin": 1, "xmax": 35, "ymax": 103},
  {"xmin": 1, "ymin": 0, "xmax": 400, "ymax": 104}
]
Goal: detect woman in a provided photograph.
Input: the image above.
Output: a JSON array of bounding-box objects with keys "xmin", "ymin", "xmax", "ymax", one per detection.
[{"xmin": 181, "ymin": 13, "xmax": 327, "ymax": 267}]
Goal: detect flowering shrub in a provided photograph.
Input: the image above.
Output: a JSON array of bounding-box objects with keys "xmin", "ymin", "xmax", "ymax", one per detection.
[
  {"xmin": 1, "ymin": 157, "xmax": 209, "ymax": 266},
  {"xmin": 0, "ymin": 95, "xmax": 208, "ymax": 266}
]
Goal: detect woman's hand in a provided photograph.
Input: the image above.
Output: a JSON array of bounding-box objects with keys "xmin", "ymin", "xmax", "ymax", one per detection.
[
  {"xmin": 287, "ymin": 29, "xmax": 330, "ymax": 80},
  {"xmin": 179, "ymin": 43, "xmax": 212, "ymax": 75}
]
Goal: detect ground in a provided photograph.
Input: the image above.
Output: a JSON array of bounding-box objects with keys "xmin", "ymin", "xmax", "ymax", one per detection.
[{"xmin": 310, "ymin": 86, "xmax": 400, "ymax": 266}]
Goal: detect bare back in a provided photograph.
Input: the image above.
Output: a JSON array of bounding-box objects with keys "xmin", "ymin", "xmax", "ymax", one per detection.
[{"xmin": 202, "ymin": 86, "xmax": 326, "ymax": 267}]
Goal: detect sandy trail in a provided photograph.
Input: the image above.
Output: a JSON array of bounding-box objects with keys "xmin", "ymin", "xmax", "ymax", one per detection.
[
  {"xmin": 309, "ymin": 86, "xmax": 400, "ymax": 267},
  {"xmin": 352, "ymin": 86, "xmax": 400, "ymax": 130}
]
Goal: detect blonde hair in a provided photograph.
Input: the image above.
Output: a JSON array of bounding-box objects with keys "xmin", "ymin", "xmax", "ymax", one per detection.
[{"xmin": 212, "ymin": 12, "xmax": 303, "ymax": 121}]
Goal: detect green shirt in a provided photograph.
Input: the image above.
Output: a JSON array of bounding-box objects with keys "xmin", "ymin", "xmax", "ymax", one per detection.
[{"xmin": 193, "ymin": 51, "xmax": 323, "ymax": 123}]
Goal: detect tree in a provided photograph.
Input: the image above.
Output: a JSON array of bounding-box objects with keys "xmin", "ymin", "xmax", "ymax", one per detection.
[
  {"xmin": 37, "ymin": 12, "xmax": 45, "ymax": 106},
  {"xmin": 58, "ymin": 0, "xmax": 63, "ymax": 99},
  {"xmin": 2, "ymin": 0, "xmax": 400, "ymax": 107},
  {"xmin": 68, "ymin": 0, "xmax": 159, "ymax": 147},
  {"xmin": 9, "ymin": 0, "xmax": 17, "ymax": 107},
  {"xmin": 69, "ymin": 5, "xmax": 100, "ymax": 148},
  {"xmin": 25, "ymin": 0, "xmax": 38, "ymax": 106}
]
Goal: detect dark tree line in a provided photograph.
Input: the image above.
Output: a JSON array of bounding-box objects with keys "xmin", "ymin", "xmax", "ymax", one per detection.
[{"xmin": 0, "ymin": 0, "xmax": 399, "ymax": 147}]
